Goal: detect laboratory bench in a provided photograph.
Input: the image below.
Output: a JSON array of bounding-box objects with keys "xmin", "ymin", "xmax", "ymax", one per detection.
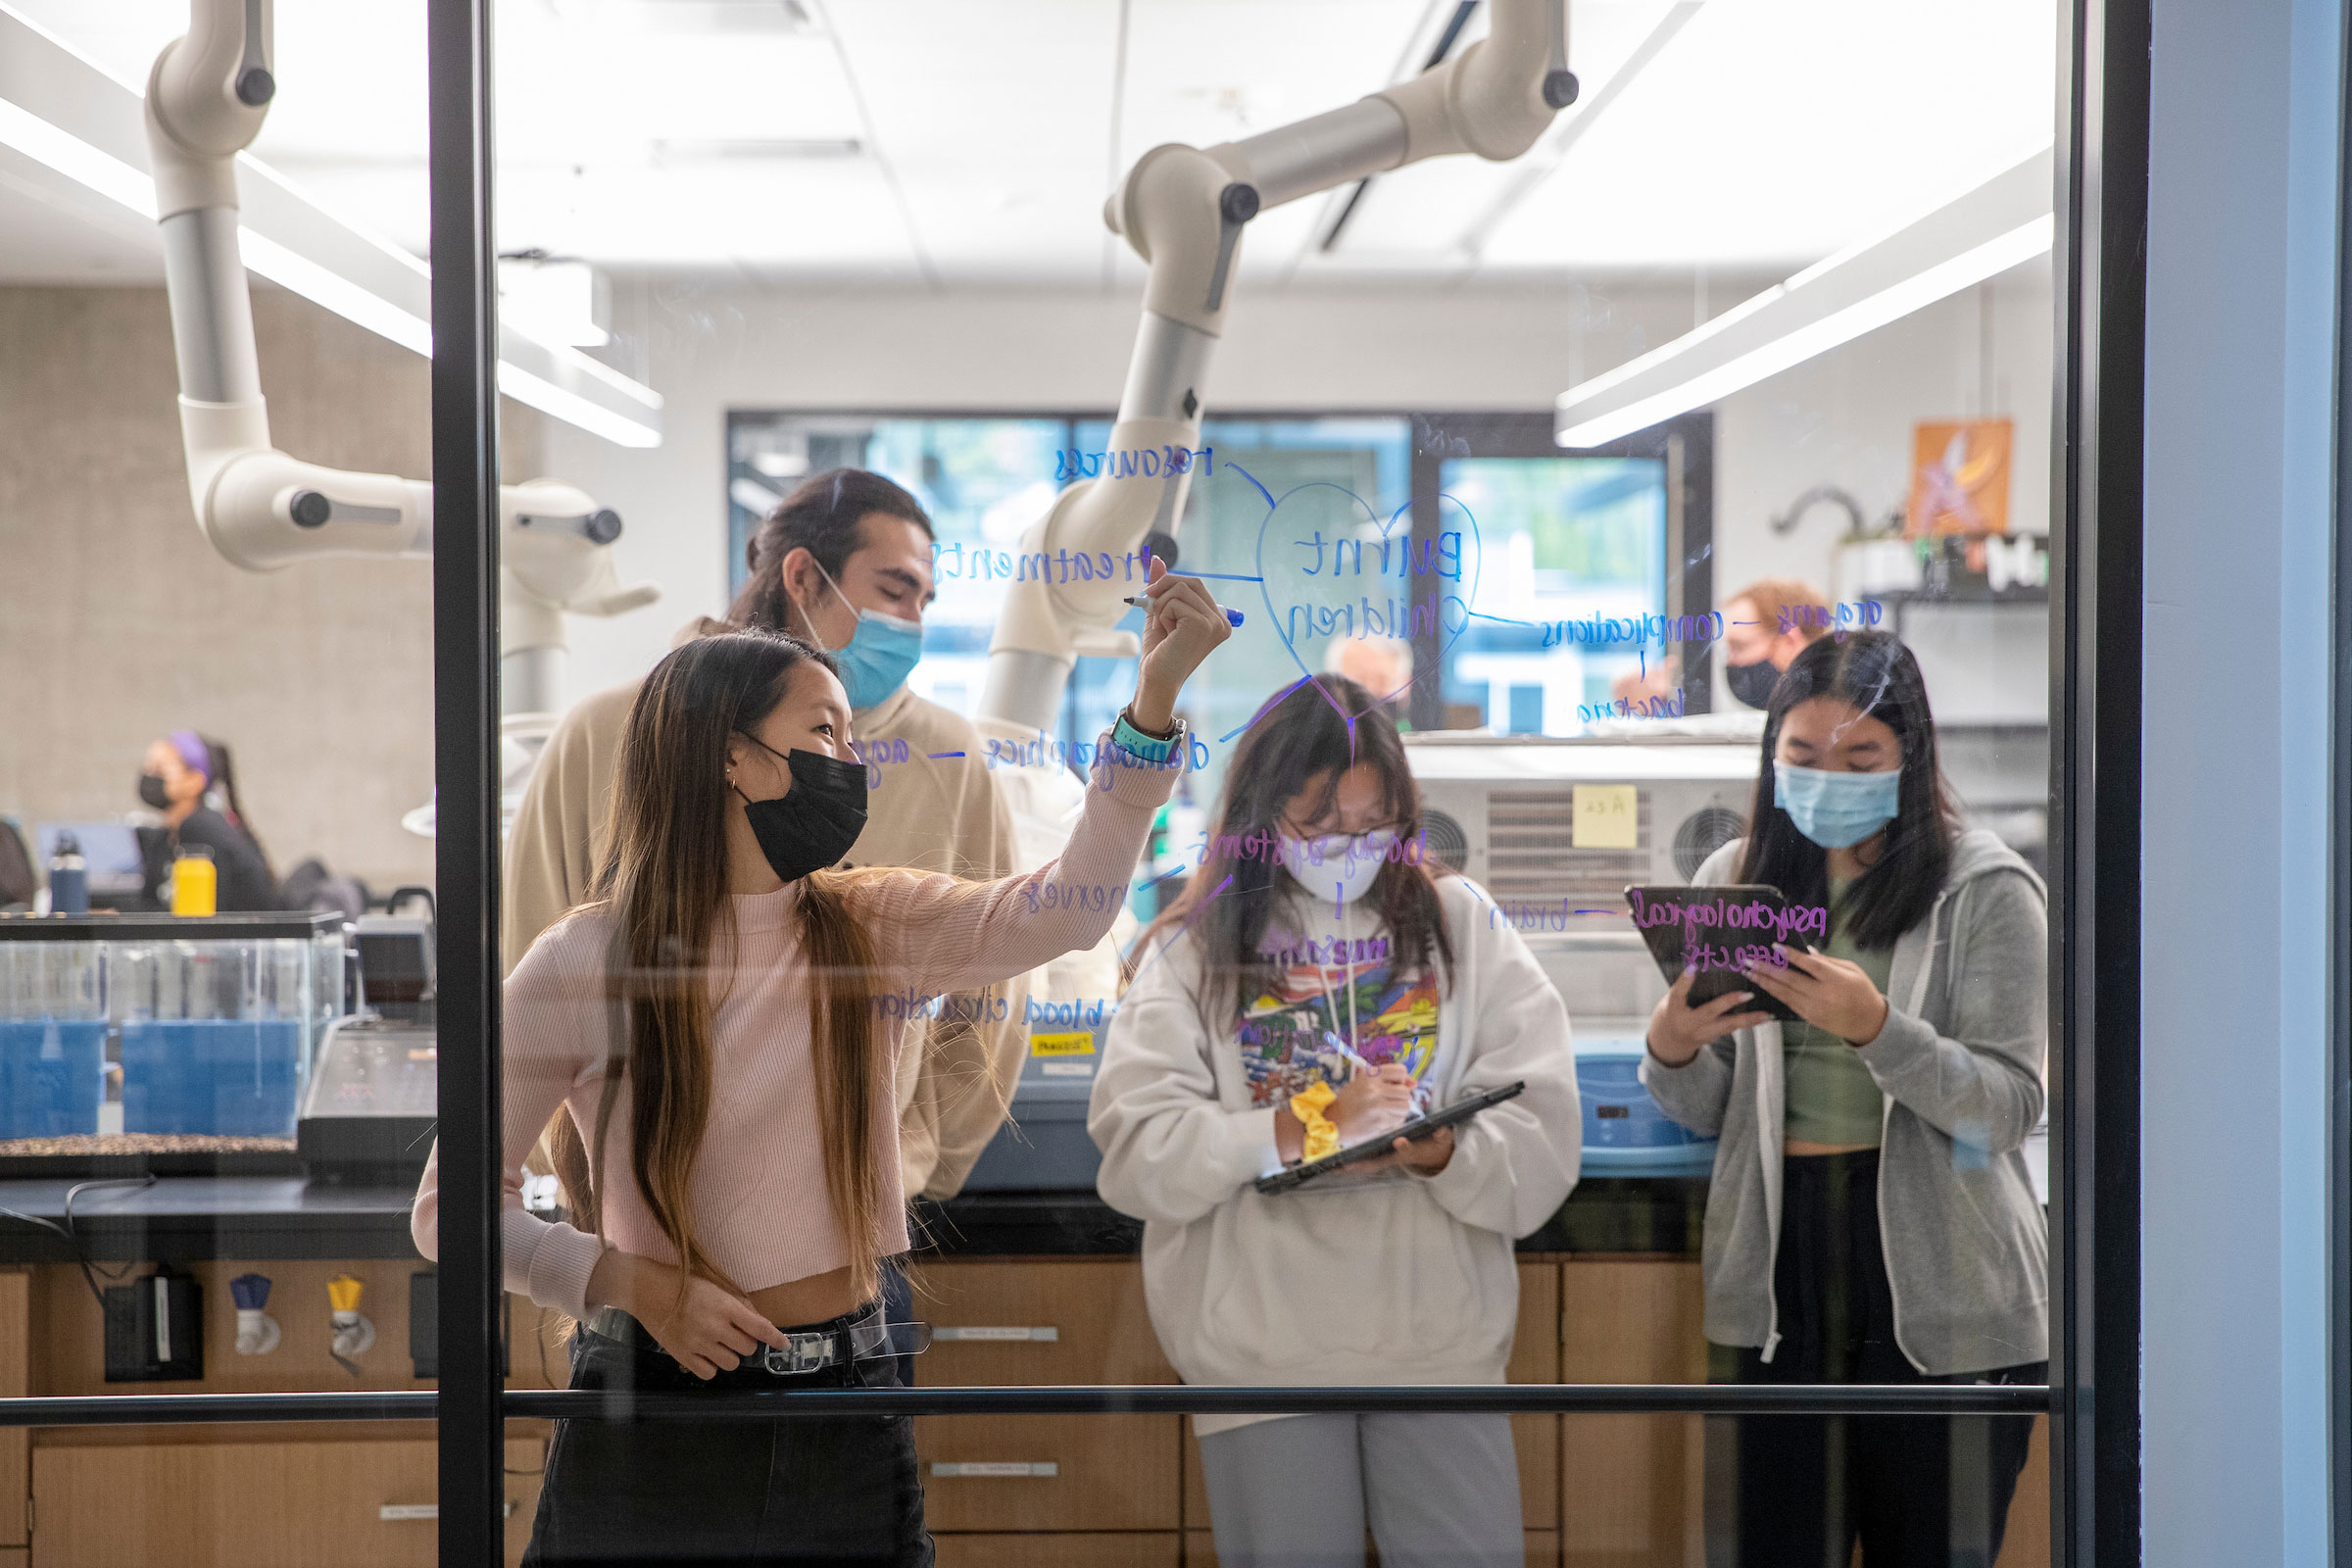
[{"xmin": 0, "ymin": 1176, "xmax": 2045, "ymax": 1568}]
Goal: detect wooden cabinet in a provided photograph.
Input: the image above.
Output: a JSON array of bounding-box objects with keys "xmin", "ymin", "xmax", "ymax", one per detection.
[
  {"xmin": 920, "ymin": 1413, "xmax": 1181, "ymax": 1533},
  {"xmin": 28, "ymin": 1434, "xmax": 543, "ymax": 1568},
  {"xmin": 1559, "ymin": 1258, "xmax": 1706, "ymax": 1568},
  {"xmin": 0, "ymin": 1271, "xmax": 26, "ymax": 1549},
  {"xmin": 915, "ymin": 1259, "xmax": 1183, "ymax": 1534},
  {"xmin": 0, "ymin": 1250, "xmax": 2048, "ymax": 1565},
  {"xmin": 933, "ymin": 1534, "xmax": 1180, "ymax": 1567},
  {"xmin": 1184, "ymin": 1529, "xmax": 1559, "ymax": 1565}
]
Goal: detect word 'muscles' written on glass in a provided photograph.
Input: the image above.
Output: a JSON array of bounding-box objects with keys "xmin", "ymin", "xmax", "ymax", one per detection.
[{"xmin": 1054, "ymin": 445, "xmax": 1214, "ymax": 482}]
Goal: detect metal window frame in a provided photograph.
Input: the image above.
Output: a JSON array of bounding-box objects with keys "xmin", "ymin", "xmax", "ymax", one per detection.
[
  {"xmin": 2047, "ymin": 1, "xmax": 2146, "ymax": 1566},
  {"xmin": 426, "ymin": 0, "xmax": 506, "ymax": 1563},
  {"xmin": 0, "ymin": 2, "xmax": 2150, "ymax": 1565},
  {"xmin": 2332, "ymin": 0, "xmax": 2352, "ymax": 1546}
]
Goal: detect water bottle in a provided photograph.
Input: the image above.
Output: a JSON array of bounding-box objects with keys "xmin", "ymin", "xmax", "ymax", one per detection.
[
  {"xmin": 171, "ymin": 843, "xmax": 217, "ymax": 916},
  {"xmin": 48, "ymin": 832, "xmax": 87, "ymax": 917}
]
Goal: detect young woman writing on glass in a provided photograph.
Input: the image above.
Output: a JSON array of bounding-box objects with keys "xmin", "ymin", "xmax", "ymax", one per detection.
[
  {"xmin": 412, "ymin": 561, "xmax": 1228, "ymax": 1567},
  {"xmin": 1641, "ymin": 629, "xmax": 2047, "ymax": 1567}
]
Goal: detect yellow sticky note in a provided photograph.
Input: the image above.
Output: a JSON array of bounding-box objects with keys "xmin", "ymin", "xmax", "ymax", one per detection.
[
  {"xmin": 1030, "ymin": 1031, "xmax": 1096, "ymax": 1058},
  {"xmin": 1573, "ymin": 785, "xmax": 1640, "ymax": 849}
]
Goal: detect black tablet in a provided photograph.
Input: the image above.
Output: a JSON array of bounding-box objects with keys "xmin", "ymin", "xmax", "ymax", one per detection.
[
  {"xmin": 1253, "ymin": 1081, "xmax": 1526, "ymax": 1195},
  {"xmin": 1625, "ymin": 884, "xmax": 1829, "ymax": 1026}
]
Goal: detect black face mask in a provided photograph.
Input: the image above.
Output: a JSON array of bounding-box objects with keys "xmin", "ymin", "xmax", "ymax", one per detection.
[
  {"xmin": 733, "ymin": 736, "xmax": 868, "ymax": 884},
  {"xmin": 137, "ymin": 772, "xmax": 172, "ymax": 810},
  {"xmin": 1725, "ymin": 659, "xmax": 1782, "ymax": 711}
]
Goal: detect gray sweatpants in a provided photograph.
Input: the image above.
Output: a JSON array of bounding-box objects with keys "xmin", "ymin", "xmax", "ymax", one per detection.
[{"xmin": 1195, "ymin": 1412, "xmax": 1524, "ymax": 1568}]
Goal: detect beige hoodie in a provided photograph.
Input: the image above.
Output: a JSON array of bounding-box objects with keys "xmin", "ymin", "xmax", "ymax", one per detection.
[{"xmin": 502, "ymin": 616, "xmax": 1028, "ymax": 1200}]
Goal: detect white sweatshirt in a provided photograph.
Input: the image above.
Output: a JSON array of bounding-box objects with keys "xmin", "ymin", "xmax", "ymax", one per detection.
[{"xmin": 1089, "ymin": 875, "xmax": 1581, "ymax": 1434}]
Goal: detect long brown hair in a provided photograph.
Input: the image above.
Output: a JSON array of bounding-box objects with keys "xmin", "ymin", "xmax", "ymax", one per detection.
[
  {"xmin": 1143, "ymin": 675, "xmax": 1454, "ymax": 1022},
  {"xmin": 547, "ymin": 631, "xmax": 892, "ymax": 1301}
]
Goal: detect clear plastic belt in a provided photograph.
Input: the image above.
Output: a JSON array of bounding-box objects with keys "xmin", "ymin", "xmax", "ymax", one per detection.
[{"xmin": 584, "ymin": 1306, "xmax": 931, "ymax": 1376}]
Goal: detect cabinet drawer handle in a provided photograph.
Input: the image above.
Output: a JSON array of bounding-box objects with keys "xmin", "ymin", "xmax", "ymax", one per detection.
[
  {"xmin": 932, "ymin": 1326, "xmax": 1058, "ymax": 1343},
  {"xmin": 929, "ymin": 1462, "xmax": 1059, "ymax": 1479},
  {"xmin": 379, "ymin": 1503, "xmax": 516, "ymax": 1521}
]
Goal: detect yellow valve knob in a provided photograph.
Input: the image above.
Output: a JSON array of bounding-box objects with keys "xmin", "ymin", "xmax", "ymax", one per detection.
[{"xmin": 327, "ymin": 1275, "xmax": 365, "ymax": 1314}]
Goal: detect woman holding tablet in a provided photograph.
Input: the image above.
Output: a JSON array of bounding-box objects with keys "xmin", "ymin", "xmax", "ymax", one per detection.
[
  {"xmin": 412, "ymin": 560, "xmax": 1227, "ymax": 1567},
  {"xmin": 1641, "ymin": 629, "xmax": 2047, "ymax": 1567},
  {"xmin": 1090, "ymin": 675, "xmax": 1580, "ymax": 1568}
]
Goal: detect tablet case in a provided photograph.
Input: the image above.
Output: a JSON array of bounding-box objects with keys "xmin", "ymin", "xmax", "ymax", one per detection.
[
  {"xmin": 1625, "ymin": 883, "xmax": 1818, "ymax": 1025},
  {"xmin": 1254, "ymin": 1080, "xmax": 1527, "ymax": 1194}
]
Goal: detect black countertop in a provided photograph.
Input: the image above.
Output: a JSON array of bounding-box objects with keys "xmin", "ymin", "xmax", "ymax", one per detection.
[{"xmin": 0, "ymin": 1177, "xmax": 1705, "ymax": 1266}]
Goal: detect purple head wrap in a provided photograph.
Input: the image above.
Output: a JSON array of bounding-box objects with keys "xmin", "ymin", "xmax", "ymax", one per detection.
[{"xmin": 166, "ymin": 730, "xmax": 214, "ymax": 783}]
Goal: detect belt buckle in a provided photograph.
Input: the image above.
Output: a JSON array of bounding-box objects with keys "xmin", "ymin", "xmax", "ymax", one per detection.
[{"xmin": 761, "ymin": 1334, "xmax": 833, "ymax": 1376}]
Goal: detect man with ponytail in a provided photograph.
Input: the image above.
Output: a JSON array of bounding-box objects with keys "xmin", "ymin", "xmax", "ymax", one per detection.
[{"xmin": 504, "ymin": 468, "xmax": 1027, "ymax": 1211}]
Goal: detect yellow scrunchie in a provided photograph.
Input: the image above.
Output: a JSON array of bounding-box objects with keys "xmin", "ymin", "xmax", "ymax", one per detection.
[{"xmin": 1289, "ymin": 1080, "xmax": 1341, "ymax": 1162}]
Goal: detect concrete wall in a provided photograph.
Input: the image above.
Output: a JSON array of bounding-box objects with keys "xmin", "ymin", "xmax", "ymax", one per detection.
[
  {"xmin": 547, "ymin": 264, "xmax": 2054, "ymax": 710},
  {"xmin": 0, "ymin": 285, "xmax": 541, "ymax": 893}
]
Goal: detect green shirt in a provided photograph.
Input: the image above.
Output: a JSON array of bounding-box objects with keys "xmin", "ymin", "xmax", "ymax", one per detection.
[{"xmin": 1781, "ymin": 879, "xmax": 1893, "ymax": 1148}]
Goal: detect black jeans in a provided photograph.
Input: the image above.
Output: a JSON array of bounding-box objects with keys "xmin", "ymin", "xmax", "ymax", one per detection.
[
  {"xmin": 522, "ymin": 1303, "xmax": 933, "ymax": 1567},
  {"xmin": 1707, "ymin": 1150, "xmax": 2044, "ymax": 1568}
]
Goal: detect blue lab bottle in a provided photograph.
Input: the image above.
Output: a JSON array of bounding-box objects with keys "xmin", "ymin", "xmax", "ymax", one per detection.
[{"xmin": 47, "ymin": 833, "xmax": 87, "ymax": 916}]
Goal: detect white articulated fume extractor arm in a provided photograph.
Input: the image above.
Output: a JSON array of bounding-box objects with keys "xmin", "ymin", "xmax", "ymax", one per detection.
[
  {"xmin": 143, "ymin": 0, "xmax": 658, "ymax": 718},
  {"xmin": 974, "ymin": 0, "xmax": 1575, "ymax": 740}
]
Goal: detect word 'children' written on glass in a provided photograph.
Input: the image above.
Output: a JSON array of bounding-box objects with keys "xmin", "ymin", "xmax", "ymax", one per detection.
[
  {"xmin": 1284, "ymin": 528, "xmax": 1467, "ymax": 645},
  {"xmin": 1054, "ymin": 445, "xmax": 1214, "ymax": 482}
]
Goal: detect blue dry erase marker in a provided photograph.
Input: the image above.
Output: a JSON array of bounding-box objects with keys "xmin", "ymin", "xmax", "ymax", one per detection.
[{"xmin": 1124, "ymin": 594, "xmax": 1244, "ymax": 627}]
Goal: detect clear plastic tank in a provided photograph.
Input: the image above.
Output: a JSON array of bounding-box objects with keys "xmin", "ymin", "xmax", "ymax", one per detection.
[{"xmin": 0, "ymin": 911, "xmax": 347, "ymax": 1148}]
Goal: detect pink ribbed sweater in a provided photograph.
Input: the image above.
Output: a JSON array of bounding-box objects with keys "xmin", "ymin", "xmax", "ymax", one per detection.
[{"xmin": 412, "ymin": 741, "xmax": 1175, "ymax": 1318}]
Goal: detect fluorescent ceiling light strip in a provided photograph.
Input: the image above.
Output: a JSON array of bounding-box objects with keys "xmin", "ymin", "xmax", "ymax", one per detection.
[
  {"xmin": 498, "ymin": 362, "xmax": 662, "ymax": 449},
  {"xmin": 0, "ymin": 78, "xmax": 661, "ymax": 441},
  {"xmin": 1557, "ymin": 214, "xmax": 2054, "ymax": 450},
  {"xmin": 0, "ymin": 96, "xmax": 153, "ymax": 215},
  {"xmin": 238, "ymin": 229, "xmax": 433, "ymax": 357}
]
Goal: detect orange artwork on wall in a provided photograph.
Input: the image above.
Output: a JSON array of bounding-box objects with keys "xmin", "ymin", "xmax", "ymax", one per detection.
[{"xmin": 1906, "ymin": 418, "xmax": 2014, "ymax": 535}]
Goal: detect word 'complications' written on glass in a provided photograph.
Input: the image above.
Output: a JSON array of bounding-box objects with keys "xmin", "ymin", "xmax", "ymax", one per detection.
[
  {"xmin": 1536, "ymin": 599, "xmax": 1885, "ymax": 651},
  {"xmin": 1054, "ymin": 445, "xmax": 1214, "ymax": 482}
]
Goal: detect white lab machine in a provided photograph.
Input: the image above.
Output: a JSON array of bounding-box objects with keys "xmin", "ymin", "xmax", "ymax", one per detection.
[{"xmin": 1405, "ymin": 732, "xmax": 1762, "ymax": 1177}]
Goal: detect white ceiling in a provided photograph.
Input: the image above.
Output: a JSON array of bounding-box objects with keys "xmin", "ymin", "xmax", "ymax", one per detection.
[{"xmin": 3, "ymin": 0, "xmax": 2057, "ymax": 287}]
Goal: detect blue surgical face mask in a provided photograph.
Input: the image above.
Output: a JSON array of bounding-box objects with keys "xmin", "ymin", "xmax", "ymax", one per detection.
[
  {"xmin": 808, "ymin": 558, "xmax": 922, "ymax": 711},
  {"xmin": 1774, "ymin": 762, "xmax": 1901, "ymax": 849}
]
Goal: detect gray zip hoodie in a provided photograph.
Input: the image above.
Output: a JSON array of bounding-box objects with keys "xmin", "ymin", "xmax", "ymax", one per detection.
[{"xmin": 1640, "ymin": 828, "xmax": 2048, "ymax": 1375}]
